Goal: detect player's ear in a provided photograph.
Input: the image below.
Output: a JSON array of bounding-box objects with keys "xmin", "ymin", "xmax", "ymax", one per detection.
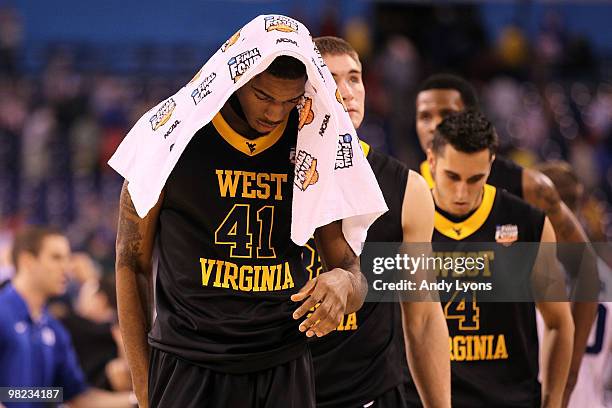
[
  {"xmin": 426, "ymin": 147, "xmax": 435, "ymax": 167},
  {"xmin": 490, "ymin": 153, "xmax": 496, "ymax": 163}
]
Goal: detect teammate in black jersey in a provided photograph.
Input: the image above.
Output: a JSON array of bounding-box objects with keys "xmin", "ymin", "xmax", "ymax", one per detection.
[
  {"xmin": 426, "ymin": 110, "xmax": 574, "ymax": 407},
  {"xmin": 115, "ymin": 52, "xmax": 370, "ymax": 407},
  {"xmin": 306, "ymin": 36, "xmax": 450, "ymax": 408},
  {"xmin": 414, "ymin": 74, "xmax": 598, "ymax": 404}
]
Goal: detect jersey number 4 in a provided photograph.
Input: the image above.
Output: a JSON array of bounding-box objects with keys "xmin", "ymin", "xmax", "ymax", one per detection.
[
  {"xmin": 444, "ymin": 290, "xmax": 480, "ymax": 330},
  {"xmin": 215, "ymin": 204, "xmax": 276, "ymax": 259}
]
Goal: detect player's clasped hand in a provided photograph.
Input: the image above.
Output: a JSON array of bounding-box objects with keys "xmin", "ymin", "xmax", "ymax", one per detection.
[{"xmin": 291, "ymin": 268, "xmax": 353, "ymax": 337}]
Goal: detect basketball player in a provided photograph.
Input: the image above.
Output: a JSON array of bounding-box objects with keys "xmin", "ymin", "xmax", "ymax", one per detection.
[
  {"xmin": 536, "ymin": 161, "xmax": 612, "ymax": 408},
  {"xmin": 306, "ymin": 36, "xmax": 450, "ymax": 407},
  {"xmin": 414, "ymin": 74, "xmax": 598, "ymax": 402},
  {"xmin": 426, "ymin": 110, "xmax": 574, "ymax": 407},
  {"xmin": 116, "ymin": 55, "xmax": 370, "ymax": 407}
]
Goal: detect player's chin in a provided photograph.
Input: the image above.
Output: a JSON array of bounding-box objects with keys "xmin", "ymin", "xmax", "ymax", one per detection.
[
  {"xmin": 348, "ymin": 111, "xmax": 363, "ymax": 129},
  {"xmin": 255, "ymin": 119, "xmax": 278, "ymax": 133},
  {"xmin": 451, "ymin": 203, "xmax": 470, "ymax": 215}
]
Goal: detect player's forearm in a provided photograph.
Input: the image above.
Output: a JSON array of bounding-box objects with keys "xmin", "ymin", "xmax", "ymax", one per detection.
[
  {"xmin": 313, "ymin": 221, "xmax": 367, "ymax": 314},
  {"xmin": 541, "ymin": 319, "xmax": 574, "ymax": 408},
  {"xmin": 401, "ymin": 302, "xmax": 451, "ymax": 408},
  {"xmin": 344, "ymin": 267, "xmax": 367, "ymax": 314},
  {"xmin": 563, "ymin": 301, "xmax": 599, "ymax": 406},
  {"xmin": 116, "ymin": 265, "xmax": 151, "ymax": 408}
]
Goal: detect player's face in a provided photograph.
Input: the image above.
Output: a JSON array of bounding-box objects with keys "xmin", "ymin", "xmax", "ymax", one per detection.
[
  {"xmin": 416, "ymin": 89, "xmax": 465, "ymax": 153},
  {"xmin": 236, "ymin": 71, "xmax": 305, "ymax": 134},
  {"xmin": 429, "ymin": 145, "xmax": 493, "ymax": 217},
  {"xmin": 30, "ymin": 235, "xmax": 71, "ymax": 297},
  {"xmin": 324, "ymin": 53, "xmax": 365, "ymax": 129}
]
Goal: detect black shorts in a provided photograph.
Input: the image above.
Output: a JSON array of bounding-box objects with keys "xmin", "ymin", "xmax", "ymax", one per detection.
[
  {"xmin": 149, "ymin": 346, "xmax": 316, "ymax": 408},
  {"xmin": 357, "ymin": 384, "xmax": 411, "ymax": 408}
]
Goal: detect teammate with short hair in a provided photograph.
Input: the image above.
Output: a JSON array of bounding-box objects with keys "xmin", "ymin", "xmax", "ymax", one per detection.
[
  {"xmin": 116, "ymin": 47, "xmax": 370, "ymax": 408},
  {"xmin": 423, "ymin": 110, "xmax": 574, "ymax": 407},
  {"xmin": 308, "ymin": 36, "xmax": 450, "ymax": 408},
  {"xmin": 414, "ymin": 74, "xmax": 598, "ymax": 403}
]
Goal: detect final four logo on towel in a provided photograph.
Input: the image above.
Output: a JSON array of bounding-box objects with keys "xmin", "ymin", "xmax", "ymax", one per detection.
[
  {"xmin": 264, "ymin": 15, "xmax": 299, "ymax": 33},
  {"xmin": 297, "ymin": 97, "xmax": 314, "ymax": 130},
  {"xmin": 495, "ymin": 224, "xmax": 518, "ymax": 245},
  {"xmin": 221, "ymin": 30, "xmax": 241, "ymax": 52},
  {"xmin": 191, "ymin": 72, "xmax": 217, "ymax": 105},
  {"xmin": 149, "ymin": 98, "xmax": 176, "ymax": 131},
  {"xmin": 335, "ymin": 89, "xmax": 348, "ymax": 111},
  {"xmin": 294, "ymin": 150, "xmax": 319, "ymax": 191},
  {"xmin": 335, "ymin": 134, "xmax": 354, "ymax": 169},
  {"xmin": 228, "ymin": 48, "xmax": 261, "ymax": 83}
]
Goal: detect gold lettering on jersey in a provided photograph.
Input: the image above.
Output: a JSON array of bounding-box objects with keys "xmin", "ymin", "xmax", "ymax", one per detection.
[
  {"xmin": 433, "ymin": 251, "xmax": 494, "ymax": 278},
  {"xmin": 449, "ymin": 334, "xmax": 508, "ymax": 361},
  {"xmin": 337, "ymin": 312, "xmax": 358, "ymax": 331},
  {"xmin": 216, "ymin": 170, "xmax": 288, "ymax": 200},
  {"xmin": 307, "ymin": 304, "xmax": 358, "ymax": 331},
  {"xmin": 200, "ymin": 257, "xmax": 294, "ymax": 292}
]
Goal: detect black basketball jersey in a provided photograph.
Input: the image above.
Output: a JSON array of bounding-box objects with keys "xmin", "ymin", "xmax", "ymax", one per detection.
[
  {"xmin": 150, "ymin": 109, "xmax": 309, "ymax": 374},
  {"xmin": 406, "ymin": 185, "xmax": 545, "ymax": 408},
  {"xmin": 420, "ymin": 156, "xmax": 524, "ymax": 199},
  {"xmin": 306, "ymin": 141, "xmax": 411, "ymax": 408}
]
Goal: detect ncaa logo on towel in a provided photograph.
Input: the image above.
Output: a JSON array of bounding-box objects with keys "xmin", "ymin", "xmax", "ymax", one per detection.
[
  {"xmin": 335, "ymin": 134, "xmax": 354, "ymax": 170},
  {"xmin": 318, "ymin": 114, "xmax": 330, "ymax": 137},
  {"xmin": 276, "ymin": 38, "xmax": 298, "ymax": 47},
  {"xmin": 264, "ymin": 16, "xmax": 299, "ymax": 33},
  {"xmin": 221, "ymin": 30, "xmax": 241, "ymax": 52},
  {"xmin": 297, "ymin": 97, "xmax": 314, "ymax": 130},
  {"xmin": 313, "ymin": 45, "xmax": 327, "ymax": 67},
  {"xmin": 294, "ymin": 150, "xmax": 319, "ymax": 191},
  {"xmin": 312, "ymin": 57, "xmax": 325, "ymax": 81},
  {"xmin": 191, "ymin": 72, "xmax": 217, "ymax": 105},
  {"xmin": 495, "ymin": 224, "xmax": 518, "ymax": 246},
  {"xmin": 228, "ymin": 48, "xmax": 261, "ymax": 83},
  {"xmin": 149, "ymin": 98, "xmax": 176, "ymax": 131}
]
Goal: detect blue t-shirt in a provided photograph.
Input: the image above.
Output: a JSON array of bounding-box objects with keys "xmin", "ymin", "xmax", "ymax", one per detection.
[{"xmin": 0, "ymin": 284, "xmax": 88, "ymax": 407}]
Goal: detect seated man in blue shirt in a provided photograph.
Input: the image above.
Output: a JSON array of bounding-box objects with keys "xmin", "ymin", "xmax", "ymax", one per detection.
[{"xmin": 0, "ymin": 226, "xmax": 135, "ymax": 408}]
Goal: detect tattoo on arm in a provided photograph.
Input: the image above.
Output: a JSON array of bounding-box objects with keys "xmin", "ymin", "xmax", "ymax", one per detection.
[
  {"xmin": 116, "ymin": 183, "xmax": 154, "ymax": 330},
  {"xmin": 117, "ymin": 187, "xmax": 144, "ymax": 271}
]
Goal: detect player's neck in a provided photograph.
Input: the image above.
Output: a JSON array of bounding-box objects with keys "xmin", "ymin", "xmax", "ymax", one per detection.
[
  {"xmin": 220, "ymin": 101, "xmax": 266, "ymax": 140},
  {"xmin": 12, "ymin": 275, "xmax": 47, "ymax": 321}
]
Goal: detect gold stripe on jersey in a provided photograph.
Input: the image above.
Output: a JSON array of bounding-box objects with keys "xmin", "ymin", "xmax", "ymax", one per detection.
[
  {"xmin": 420, "ymin": 160, "xmax": 434, "ymax": 188},
  {"xmin": 434, "ymin": 185, "xmax": 497, "ymax": 240},
  {"xmin": 212, "ymin": 112, "xmax": 288, "ymax": 156},
  {"xmin": 359, "ymin": 140, "xmax": 370, "ymax": 158}
]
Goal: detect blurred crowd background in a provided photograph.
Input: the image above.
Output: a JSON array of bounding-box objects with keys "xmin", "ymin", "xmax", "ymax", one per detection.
[
  {"xmin": 0, "ymin": 0, "xmax": 611, "ymax": 390},
  {"xmin": 1, "ymin": 1, "xmax": 612, "ymax": 273}
]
